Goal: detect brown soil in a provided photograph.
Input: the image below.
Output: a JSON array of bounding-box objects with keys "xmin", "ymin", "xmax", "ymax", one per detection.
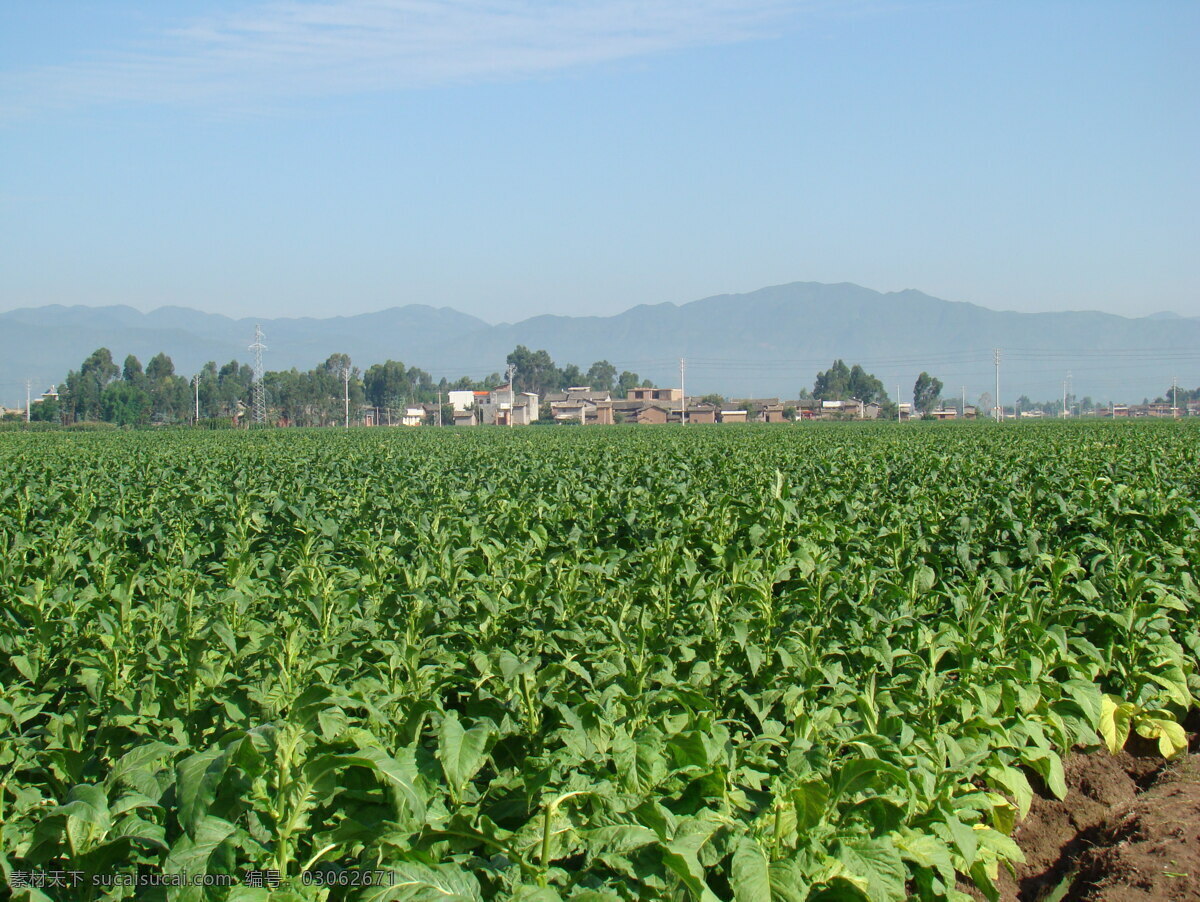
[{"xmin": 976, "ymin": 721, "xmax": 1200, "ymax": 902}]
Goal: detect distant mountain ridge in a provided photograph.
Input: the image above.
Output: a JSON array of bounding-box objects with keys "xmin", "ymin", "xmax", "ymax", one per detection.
[{"xmin": 2, "ymin": 282, "xmax": 1196, "ymax": 405}]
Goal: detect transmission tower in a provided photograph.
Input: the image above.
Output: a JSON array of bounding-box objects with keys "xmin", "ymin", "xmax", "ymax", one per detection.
[
  {"xmin": 249, "ymin": 324, "xmax": 267, "ymax": 425},
  {"xmin": 993, "ymin": 348, "xmax": 1002, "ymax": 422}
]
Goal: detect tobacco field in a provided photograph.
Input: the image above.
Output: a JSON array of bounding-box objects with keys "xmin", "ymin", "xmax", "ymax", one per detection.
[{"xmin": 1, "ymin": 422, "xmax": 1198, "ymax": 901}]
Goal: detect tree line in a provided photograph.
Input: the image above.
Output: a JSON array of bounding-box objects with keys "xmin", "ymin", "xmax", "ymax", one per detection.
[
  {"xmin": 505, "ymin": 346, "xmax": 651, "ymax": 398},
  {"xmin": 27, "ymin": 346, "xmax": 653, "ymax": 427},
  {"xmin": 25, "ymin": 344, "xmax": 995, "ymax": 426}
]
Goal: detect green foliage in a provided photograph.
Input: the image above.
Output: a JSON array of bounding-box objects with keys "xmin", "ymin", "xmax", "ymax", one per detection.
[
  {"xmin": 812, "ymin": 362, "xmax": 888, "ymax": 404},
  {"xmin": 363, "ymin": 360, "xmax": 434, "ymax": 411},
  {"xmin": 0, "ymin": 421, "xmax": 1197, "ymax": 901},
  {"xmin": 585, "ymin": 361, "xmax": 618, "ymax": 395},
  {"xmin": 913, "ymin": 373, "xmax": 943, "ymax": 416},
  {"xmin": 101, "ymin": 382, "xmax": 151, "ymax": 426},
  {"xmin": 28, "ymin": 396, "xmax": 61, "ymax": 423}
]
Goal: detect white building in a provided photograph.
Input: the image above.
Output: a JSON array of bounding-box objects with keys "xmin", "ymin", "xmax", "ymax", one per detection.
[{"xmin": 447, "ymin": 390, "xmax": 476, "ymax": 411}]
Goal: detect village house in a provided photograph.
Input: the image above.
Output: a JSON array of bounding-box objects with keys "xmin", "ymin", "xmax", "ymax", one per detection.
[
  {"xmin": 626, "ymin": 387, "xmax": 683, "ymax": 403},
  {"xmin": 760, "ymin": 403, "xmax": 789, "ymax": 423},
  {"xmin": 447, "ymin": 390, "xmax": 476, "ymax": 411},
  {"xmin": 545, "ymin": 387, "xmax": 612, "ymax": 424},
  {"xmin": 730, "ymin": 399, "xmax": 778, "ymax": 423},
  {"xmin": 452, "ymin": 384, "xmax": 539, "ymax": 426},
  {"xmin": 480, "ymin": 384, "xmax": 539, "ymax": 425},
  {"xmin": 631, "ymin": 404, "xmax": 670, "ymax": 425},
  {"xmin": 793, "ymin": 400, "xmax": 820, "ymax": 420},
  {"xmin": 1125, "ymin": 402, "xmax": 1176, "ymax": 418},
  {"xmin": 667, "ymin": 403, "xmax": 718, "ymax": 425}
]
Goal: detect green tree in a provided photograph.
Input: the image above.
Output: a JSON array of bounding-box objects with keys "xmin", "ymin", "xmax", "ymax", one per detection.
[
  {"xmin": 63, "ymin": 348, "xmax": 120, "ymax": 421},
  {"xmin": 217, "ymin": 360, "xmax": 253, "ymax": 418},
  {"xmin": 363, "ymin": 360, "xmax": 432, "ymax": 414},
  {"xmin": 196, "ymin": 361, "xmax": 220, "ymax": 419},
  {"xmin": 813, "ymin": 360, "xmax": 852, "ymax": 400},
  {"xmin": 101, "ymin": 381, "xmax": 151, "ymax": 426},
  {"xmin": 586, "ymin": 360, "xmax": 618, "ymax": 394},
  {"xmin": 813, "ymin": 360, "xmax": 889, "ymax": 403},
  {"xmin": 364, "ymin": 361, "xmax": 408, "ymax": 411},
  {"xmin": 122, "ymin": 354, "xmax": 146, "ymax": 386},
  {"xmin": 146, "ymin": 352, "xmax": 175, "ymax": 382},
  {"xmin": 617, "ymin": 371, "xmax": 643, "ymax": 396},
  {"xmin": 28, "ymin": 395, "xmax": 61, "ymax": 423},
  {"xmin": 848, "ymin": 364, "xmax": 888, "ymax": 404},
  {"xmin": 560, "ymin": 363, "xmax": 583, "ymax": 389},
  {"xmin": 141, "ymin": 353, "xmax": 190, "ymax": 422},
  {"xmin": 913, "ymin": 372, "xmax": 944, "ymax": 416},
  {"xmin": 507, "ymin": 346, "xmax": 561, "ymax": 398}
]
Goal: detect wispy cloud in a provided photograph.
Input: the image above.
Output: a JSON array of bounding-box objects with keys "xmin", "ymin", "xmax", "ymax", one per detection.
[{"xmin": 2, "ymin": 0, "xmax": 809, "ymax": 114}]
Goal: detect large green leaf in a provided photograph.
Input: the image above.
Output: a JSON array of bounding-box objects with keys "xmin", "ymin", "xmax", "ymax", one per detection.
[
  {"xmin": 730, "ymin": 837, "xmax": 771, "ymax": 902},
  {"xmin": 833, "ymin": 837, "xmax": 907, "ymax": 902},
  {"xmin": 366, "ymin": 862, "xmax": 483, "ymax": 901},
  {"xmin": 436, "ymin": 711, "xmax": 492, "ymax": 802}
]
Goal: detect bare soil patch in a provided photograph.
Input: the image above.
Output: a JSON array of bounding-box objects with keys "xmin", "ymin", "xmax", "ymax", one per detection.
[{"xmin": 980, "ymin": 719, "xmax": 1200, "ymax": 901}]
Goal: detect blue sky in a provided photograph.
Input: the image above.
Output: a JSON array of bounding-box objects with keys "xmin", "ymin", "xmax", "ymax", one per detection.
[{"xmin": 1, "ymin": 1, "xmax": 1197, "ymax": 322}]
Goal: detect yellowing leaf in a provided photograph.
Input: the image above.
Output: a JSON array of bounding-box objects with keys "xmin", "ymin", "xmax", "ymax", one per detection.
[
  {"xmin": 1134, "ymin": 715, "xmax": 1189, "ymax": 759},
  {"xmin": 1099, "ymin": 694, "xmax": 1135, "ymax": 754}
]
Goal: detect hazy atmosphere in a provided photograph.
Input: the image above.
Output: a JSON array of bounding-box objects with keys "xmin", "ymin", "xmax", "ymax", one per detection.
[{"xmin": 2, "ymin": 1, "xmax": 1198, "ymax": 322}]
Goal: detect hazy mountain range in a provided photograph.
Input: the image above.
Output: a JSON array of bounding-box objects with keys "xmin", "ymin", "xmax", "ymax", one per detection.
[{"xmin": 3, "ymin": 282, "xmax": 1197, "ymax": 405}]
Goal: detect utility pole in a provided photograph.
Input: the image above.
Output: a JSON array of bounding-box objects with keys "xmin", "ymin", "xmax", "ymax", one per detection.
[
  {"xmin": 680, "ymin": 358, "xmax": 686, "ymax": 426},
  {"xmin": 505, "ymin": 364, "xmax": 516, "ymax": 427},
  {"xmin": 193, "ymin": 374, "xmax": 200, "ymax": 424},
  {"xmin": 437, "ymin": 390, "xmax": 443, "ymax": 427},
  {"xmin": 341, "ymin": 360, "xmax": 351, "ymax": 428},
  {"xmin": 1173, "ymin": 375, "xmax": 1178, "ymax": 418},
  {"xmin": 896, "ymin": 384, "xmax": 901, "ymax": 423},
  {"xmin": 25, "ymin": 380, "xmax": 32, "ymax": 423},
  {"xmin": 962, "ymin": 385, "xmax": 966, "ymax": 418},
  {"xmin": 993, "ymin": 348, "xmax": 1002, "ymax": 422}
]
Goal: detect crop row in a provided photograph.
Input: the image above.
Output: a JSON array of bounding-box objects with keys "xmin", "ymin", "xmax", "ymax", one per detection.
[{"xmin": 1, "ymin": 422, "xmax": 1198, "ymax": 900}]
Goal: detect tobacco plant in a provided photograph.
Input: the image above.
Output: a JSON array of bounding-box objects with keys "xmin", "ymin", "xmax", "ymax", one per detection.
[{"xmin": 1, "ymin": 421, "xmax": 1197, "ymax": 900}]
